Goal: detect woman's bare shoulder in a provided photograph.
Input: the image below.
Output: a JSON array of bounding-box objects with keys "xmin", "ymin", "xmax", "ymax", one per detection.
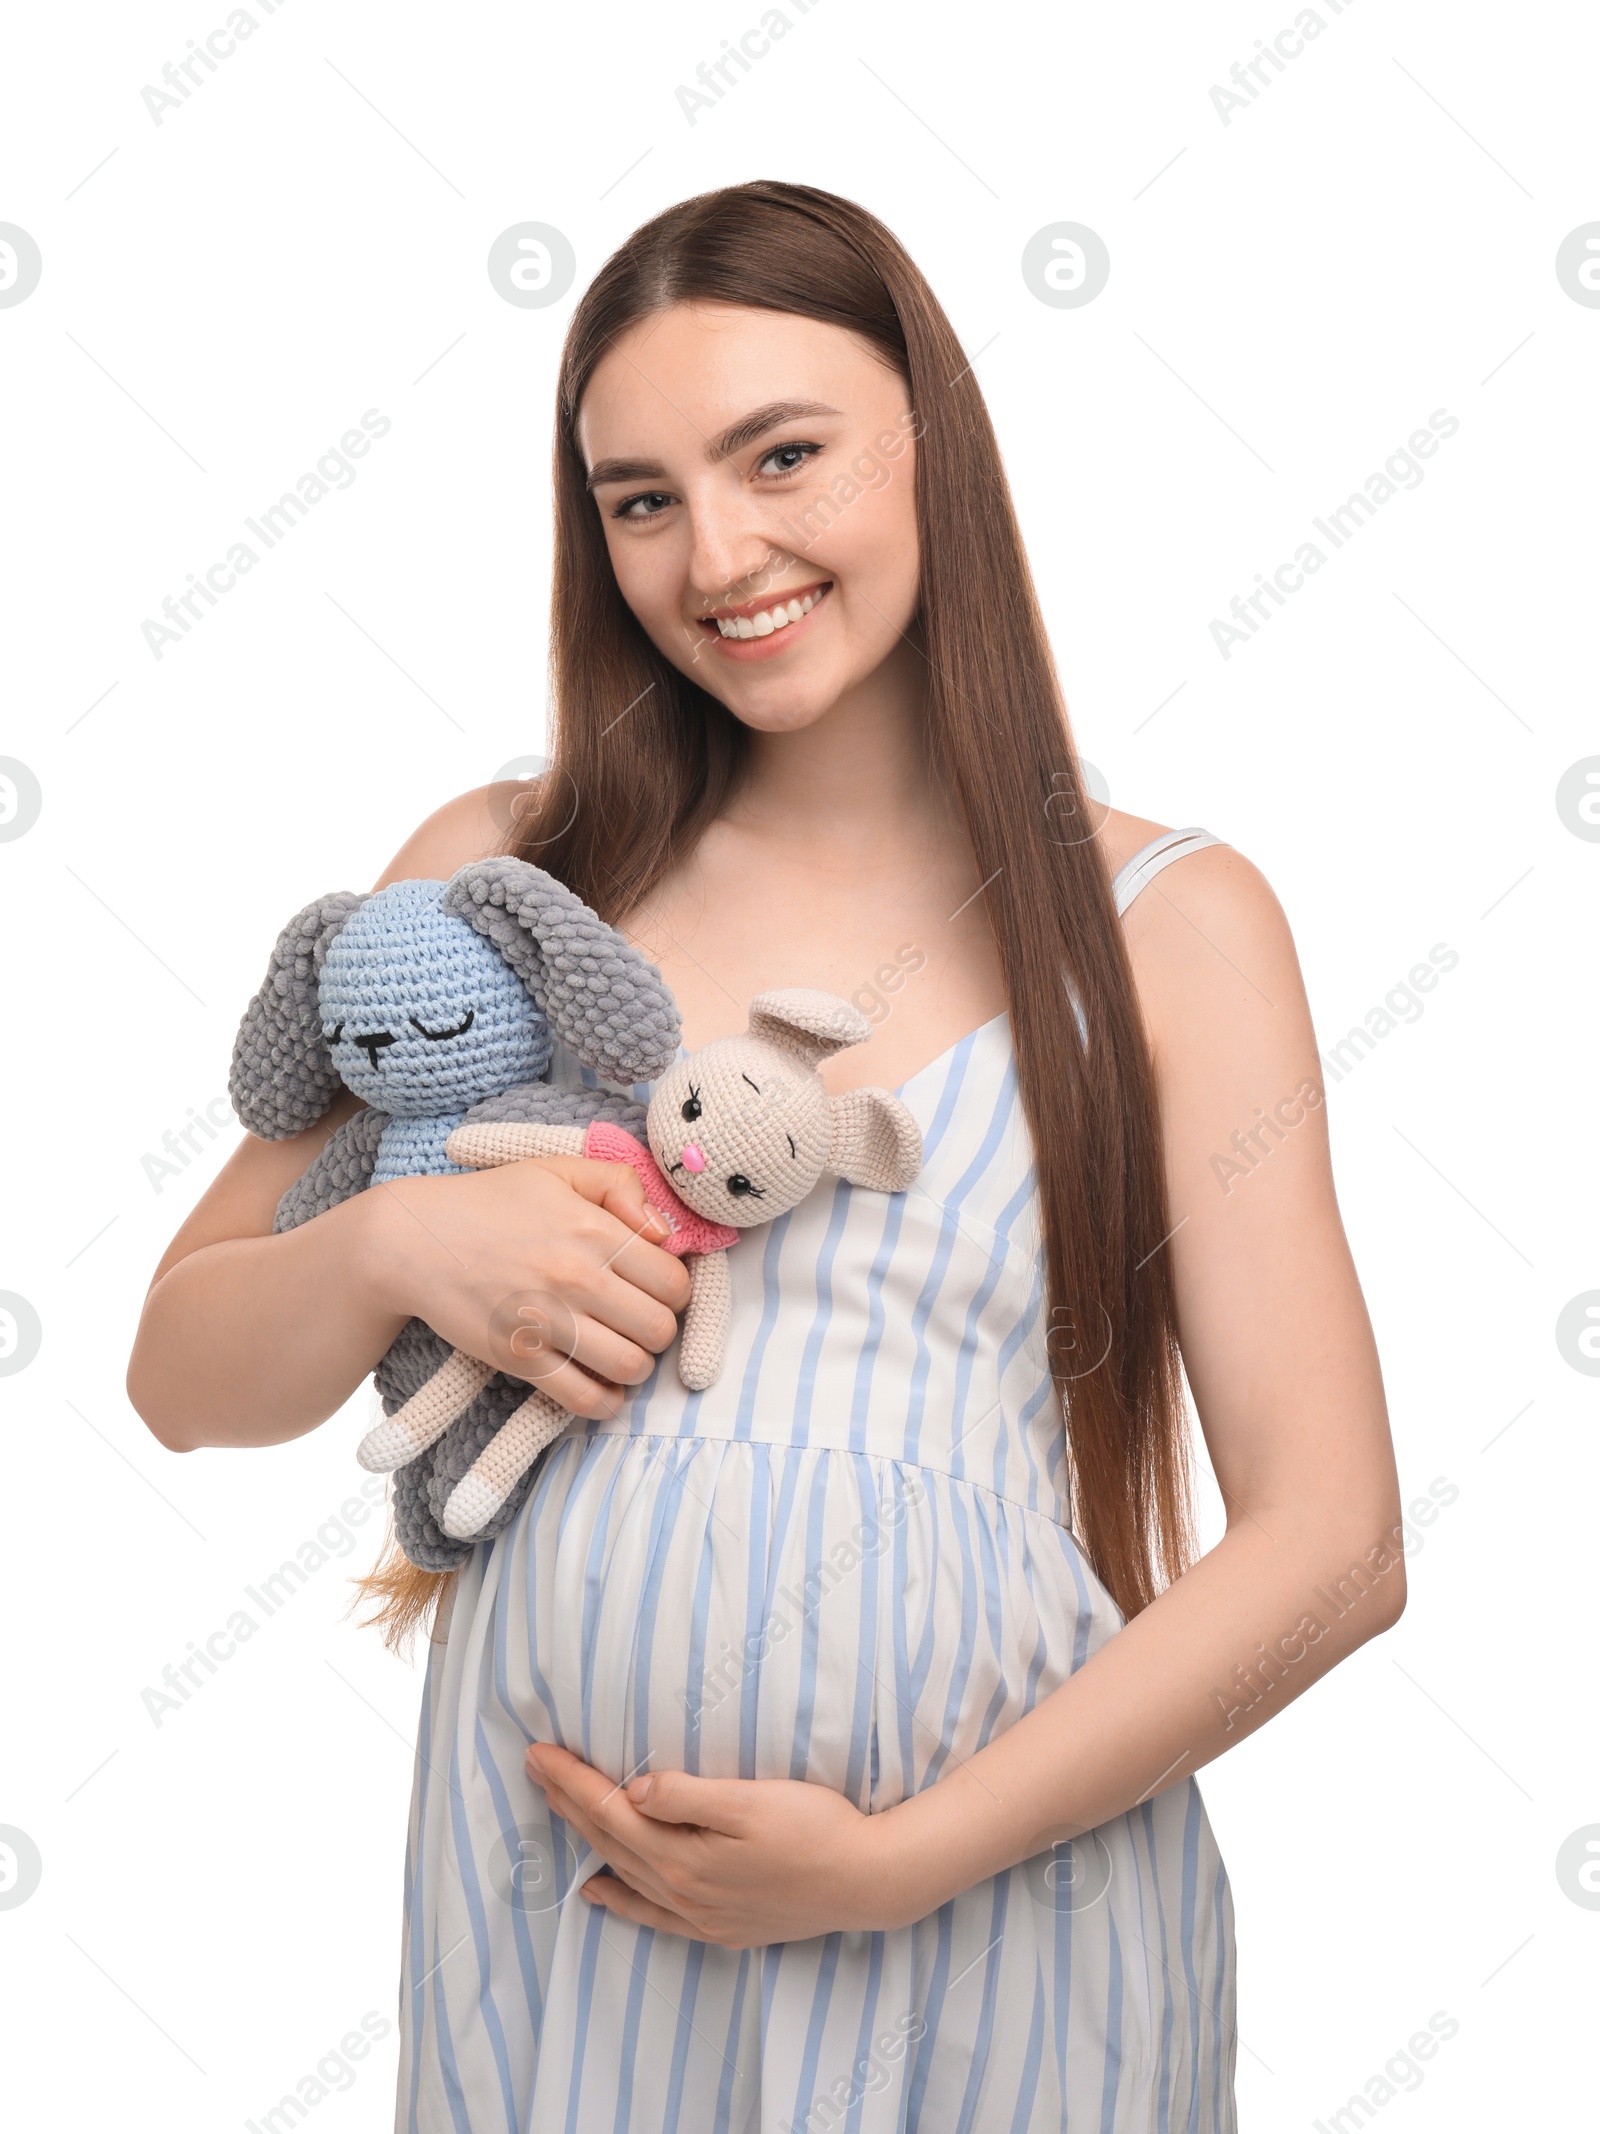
[
  {"xmin": 1094, "ymin": 806, "xmax": 1284, "ymax": 950},
  {"xmin": 372, "ymin": 782, "xmax": 527, "ymax": 889},
  {"xmin": 1107, "ymin": 817, "xmax": 1308, "ymax": 1080},
  {"xmin": 1093, "ymin": 804, "xmax": 1172, "ymax": 881}
]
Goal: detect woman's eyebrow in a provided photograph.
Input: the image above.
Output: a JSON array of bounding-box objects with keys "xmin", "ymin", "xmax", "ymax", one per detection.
[
  {"xmin": 585, "ymin": 399, "xmax": 843, "ymax": 491},
  {"xmin": 708, "ymin": 399, "xmax": 842, "ymax": 462}
]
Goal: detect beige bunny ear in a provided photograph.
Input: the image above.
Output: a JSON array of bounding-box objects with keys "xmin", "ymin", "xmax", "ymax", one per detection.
[
  {"xmin": 747, "ymin": 988, "xmax": 872, "ymax": 1065},
  {"xmin": 828, "ymin": 1087, "xmax": 924, "ymax": 1193}
]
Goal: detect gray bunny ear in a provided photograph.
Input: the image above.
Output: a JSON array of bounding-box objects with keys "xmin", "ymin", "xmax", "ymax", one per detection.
[
  {"xmin": 229, "ymin": 891, "xmax": 367, "ymax": 1138},
  {"xmin": 444, "ymin": 858, "xmax": 681, "ymax": 1084}
]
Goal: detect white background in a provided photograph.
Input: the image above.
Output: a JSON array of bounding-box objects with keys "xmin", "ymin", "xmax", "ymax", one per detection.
[{"xmin": 2, "ymin": 2, "xmax": 1595, "ymax": 2127}]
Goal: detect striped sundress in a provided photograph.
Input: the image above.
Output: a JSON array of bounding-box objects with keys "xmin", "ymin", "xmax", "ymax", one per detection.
[{"xmin": 396, "ymin": 827, "xmax": 1238, "ymax": 2131}]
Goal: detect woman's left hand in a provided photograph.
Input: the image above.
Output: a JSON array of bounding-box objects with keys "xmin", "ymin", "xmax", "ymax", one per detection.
[{"xmin": 525, "ymin": 1740, "xmax": 905, "ymax": 1946}]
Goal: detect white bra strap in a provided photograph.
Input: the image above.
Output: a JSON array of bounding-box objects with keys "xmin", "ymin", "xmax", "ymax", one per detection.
[{"xmin": 1111, "ymin": 827, "xmax": 1226, "ymax": 917}]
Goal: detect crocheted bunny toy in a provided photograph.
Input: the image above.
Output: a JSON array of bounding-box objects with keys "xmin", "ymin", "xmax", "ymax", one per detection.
[
  {"xmin": 358, "ymin": 988, "xmax": 923, "ymax": 1542},
  {"xmin": 229, "ymin": 858, "xmax": 681, "ymax": 1569},
  {"xmin": 230, "ymin": 858, "xmax": 679, "ymax": 1176}
]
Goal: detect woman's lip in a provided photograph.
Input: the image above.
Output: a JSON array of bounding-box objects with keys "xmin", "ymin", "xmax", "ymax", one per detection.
[
  {"xmin": 698, "ymin": 582, "xmax": 833, "ymax": 663},
  {"xmin": 698, "ymin": 578, "xmax": 831, "ymax": 625}
]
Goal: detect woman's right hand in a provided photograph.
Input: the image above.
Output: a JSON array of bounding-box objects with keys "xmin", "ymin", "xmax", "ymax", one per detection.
[{"xmin": 359, "ymin": 1154, "xmax": 694, "ymax": 1422}]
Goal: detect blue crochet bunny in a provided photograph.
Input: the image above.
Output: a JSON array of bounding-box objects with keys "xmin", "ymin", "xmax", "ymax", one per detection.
[
  {"xmin": 319, "ymin": 877, "xmax": 553, "ymax": 1178},
  {"xmin": 229, "ymin": 857, "xmax": 682, "ymax": 1570}
]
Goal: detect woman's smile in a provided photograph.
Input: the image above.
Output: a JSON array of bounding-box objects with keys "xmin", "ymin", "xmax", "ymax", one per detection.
[{"xmin": 696, "ymin": 578, "xmax": 833, "ymax": 661}]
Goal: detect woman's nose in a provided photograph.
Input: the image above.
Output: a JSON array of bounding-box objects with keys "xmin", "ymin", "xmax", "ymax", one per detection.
[
  {"xmin": 686, "ymin": 494, "xmax": 790, "ymax": 610},
  {"xmin": 680, "ymin": 1143, "xmax": 706, "ymax": 1173}
]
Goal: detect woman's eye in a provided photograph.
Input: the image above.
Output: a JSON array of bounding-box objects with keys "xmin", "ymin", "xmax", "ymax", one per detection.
[
  {"xmin": 756, "ymin": 441, "xmax": 820, "ymax": 479},
  {"xmin": 324, "ymin": 1022, "xmax": 344, "ymax": 1044},
  {"xmin": 614, "ymin": 490, "xmax": 675, "ymax": 521},
  {"xmin": 681, "ymin": 1090, "xmax": 702, "ymax": 1122}
]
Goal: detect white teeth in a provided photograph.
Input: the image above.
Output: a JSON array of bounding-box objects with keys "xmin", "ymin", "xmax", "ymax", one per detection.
[{"xmin": 713, "ymin": 587, "xmax": 825, "ymax": 637}]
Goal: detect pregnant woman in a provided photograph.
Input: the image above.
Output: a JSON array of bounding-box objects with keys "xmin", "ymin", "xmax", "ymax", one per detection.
[{"xmin": 129, "ymin": 182, "xmax": 1406, "ymax": 2130}]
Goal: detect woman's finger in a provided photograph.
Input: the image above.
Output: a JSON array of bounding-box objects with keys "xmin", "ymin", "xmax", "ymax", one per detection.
[
  {"xmin": 532, "ymin": 1752, "xmax": 671, "ymax": 1890},
  {"xmin": 541, "ymin": 1749, "xmax": 661, "ymax": 1852},
  {"xmin": 539, "ymin": 1160, "xmax": 695, "ymax": 1306},
  {"xmin": 467, "ymin": 1307, "xmax": 630, "ymax": 1421},
  {"xmin": 499, "ymin": 1351, "xmax": 624, "ymax": 1423},
  {"xmin": 532, "ymin": 1313, "xmax": 655, "ymax": 1390},
  {"xmin": 535, "ymin": 1158, "xmax": 694, "ymax": 1311},
  {"xmin": 580, "ymin": 1873, "xmax": 703, "ymax": 1939},
  {"xmin": 623, "ymin": 1768, "xmax": 748, "ymax": 1834},
  {"xmin": 537, "ymin": 1154, "xmax": 664, "ymax": 1236},
  {"xmin": 544, "ymin": 1788, "xmax": 668, "ymax": 1905}
]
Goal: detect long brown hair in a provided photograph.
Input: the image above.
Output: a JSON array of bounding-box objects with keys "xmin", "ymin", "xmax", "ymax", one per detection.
[{"xmin": 360, "ymin": 179, "xmax": 1195, "ymax": 1650}]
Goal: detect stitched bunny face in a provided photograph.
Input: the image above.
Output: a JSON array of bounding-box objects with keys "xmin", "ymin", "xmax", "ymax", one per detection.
[
  {"xmin": 231, "ymin": 857, "xmax": 683, "ymax": 1143},
  {"xmin": 317, "ymin": 879, "xmax": 549, "ymax": 1116},
  {"xmin": 646, "ymin": 1033, "xmax": 832, "ymax": 1225},
  {"xmin": 645, "ymin": 988, "xmax": 923, "ymax": 1227}
]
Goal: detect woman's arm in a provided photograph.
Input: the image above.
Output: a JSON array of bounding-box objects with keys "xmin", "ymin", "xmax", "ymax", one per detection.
[
  {"xmin": 866, "ymin": 839, "xmax": 1404, "ymax": 1910},
  {"xmin": 126, "ymin": 785, "xmax": 691, "ymax": 1452},
  {"xmin": 517, "ymin": 841, "xmax": 1408, "ymax": 1947},
  {"xmin": 129, "ymin": 1088, "xmax": 401, "ymax": 1448}
]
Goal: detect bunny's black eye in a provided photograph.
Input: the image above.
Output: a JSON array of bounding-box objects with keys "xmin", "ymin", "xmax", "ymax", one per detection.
[
  {"xmin": 681, "ymin": 1085, "xmax": 702, "ymax": 1122},
  {"xmin": 726, "ymin": 1173, "xmax": 764, "ymax": 1198},
  {"xmin": 410, "ymin": 1009, "xmax": 475, "ymax": 1043},
  {"xmin": 324, "ymin": 1022, "xmax": 344, "ymax": 1044}
]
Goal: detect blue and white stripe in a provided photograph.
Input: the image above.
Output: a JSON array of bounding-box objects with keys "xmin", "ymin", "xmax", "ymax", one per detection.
[{"xmin": 396, "ymin": 829, "xmax": 1236, "ymax": 2131}]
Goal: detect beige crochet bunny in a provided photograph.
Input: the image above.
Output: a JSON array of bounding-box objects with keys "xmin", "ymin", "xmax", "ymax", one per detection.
[{"xmin": 358, "ymin": 988, "xmax": 922, "ymax": 1540}]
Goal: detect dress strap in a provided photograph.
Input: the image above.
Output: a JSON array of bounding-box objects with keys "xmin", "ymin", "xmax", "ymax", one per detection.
[{"xmin": 1111, "ymin": 826, "xmax": 1225, "ymax": 917}]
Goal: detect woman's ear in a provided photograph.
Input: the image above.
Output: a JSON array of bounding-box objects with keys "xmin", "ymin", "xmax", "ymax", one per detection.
[
  {"xmin": 445, "ymin": 858, "xmax": 681, "ymax": 1085},
  {"xmin": 827, "ymin": 1088, "xmax": 923, "ymax": 1194},
  {"xmin": 229, "ymin": 891, "xmax": 366, "ymax": 1138}
]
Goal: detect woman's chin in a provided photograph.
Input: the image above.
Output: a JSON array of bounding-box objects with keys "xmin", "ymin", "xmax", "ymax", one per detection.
[
  {"xmin": 712, "ymin": 676, "xmax": 857, "ymax": 736},
  {"xmin": 651, "ymin": 612, "xmax": 914, "ymax": 735},
  {"xmin": 664, "ymin": 641, "xmax": 859, "ymax": 734}
]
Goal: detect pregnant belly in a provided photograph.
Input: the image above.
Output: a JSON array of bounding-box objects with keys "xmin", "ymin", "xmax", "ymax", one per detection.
[{"xmin": 465, "ymin": 1431, "xmax": 1125, "ymax": 1815}]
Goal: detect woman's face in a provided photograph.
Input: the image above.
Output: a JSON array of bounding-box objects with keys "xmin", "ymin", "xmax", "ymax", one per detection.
[{"xmin": 576, "ymin": 302, "xmax": 921, "ymax": 734}]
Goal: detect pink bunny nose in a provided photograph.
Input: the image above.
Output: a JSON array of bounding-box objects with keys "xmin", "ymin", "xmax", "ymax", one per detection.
[{"xmin": 680, "ymin": 1143, "xmax": 706, "ymax": 1173}]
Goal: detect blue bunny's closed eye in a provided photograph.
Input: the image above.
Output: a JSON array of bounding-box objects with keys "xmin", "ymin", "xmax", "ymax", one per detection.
[
  {"xmin": 410, "ymin": 1009, "xmax": 476, "ymax": 1042},
  {"xmin": 317, "ymin": 879, "xmax": 550, "ymax": 1121}
]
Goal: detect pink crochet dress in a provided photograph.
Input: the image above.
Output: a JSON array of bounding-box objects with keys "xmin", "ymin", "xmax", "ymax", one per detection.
[{"xmin": 580, "ymin": 1120, "xmax": 739, "ymax": 1258}]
